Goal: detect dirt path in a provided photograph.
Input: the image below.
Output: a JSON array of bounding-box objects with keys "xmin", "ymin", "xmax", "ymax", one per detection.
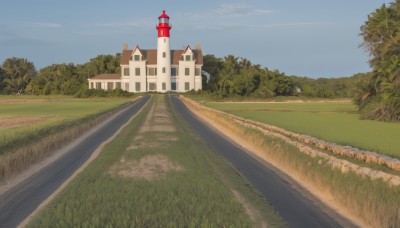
[{"xmin": 109, "ymin": 96, "xmax": 182, "ymax": 181}]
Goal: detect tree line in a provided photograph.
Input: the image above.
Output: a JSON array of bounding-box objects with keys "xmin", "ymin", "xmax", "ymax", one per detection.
[
  {"xmin": 0, "ymin": 54, "xmax": 127, "ymax": 97},
  {"xmin": 0, "ymin": 54, "xmax": 360, "ymax": 99},
  {"xmin": 202, "ymin": 54, "xmax": 363, "ymax": 99}
]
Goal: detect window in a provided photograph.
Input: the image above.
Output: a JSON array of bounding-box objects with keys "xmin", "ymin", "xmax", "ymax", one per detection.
[
  {"xmin": 107, "ymin": 82, "xmax": 113, "ymax": 90},
  {"xmin": 162, "ymin": 83, "xmax": 166, "ymax": 90},
  {"xmin": 171, "ymin": 68, "xmax": 177, "ymax": 76},
  {"xmin": 148, "ymin": 68, "xmax": 157, "ymax": 76},
  {"xmin": 116, "ymin": 82, "xmax": 121, "ymax": 89},
  {"xmin": 135, "ymin": 82, "xmax": 141, "ymax": 92},
  {"xmin": 134, "ymin": 55, "xmax": 140, "ymax": 61},
  {"xmin": 96, "ymin": 82, "xmax": 102, "ymax": 89},
  {"xmin": 171, "ymin": 82, "xmax": 176, "ymax": 91},
  {"xmin": 125, "ymin": 83, "xmax": 129, "ymax": 91},
  {"xmin": 160, "ymin": 18, "xmax": 169, "ymax": 23},
  {"xmin": 185, "ymin": 68, "xmax": 190, "ymax": 76},
  {"xmin": 124, "ymin": 68, "xmax": 129, "ymax": 76},
  {"xmin": 185, "ymin": 82, "xmax": 190, "ymax": 91},
  {"xmin": 185, "ymin": 55, "xmax": 191, "ymax": 61},
  {"xmin": 90, "ymin": 82, "xmax": 94, "ymax": 89},
  {"xmin": 149, "ymin": 83, "xmax": 156, "ymax": 91},
  {"xmin": 162, "ymin": 67, "xmax": 166, "ymax": 73},
  {"xmin": 135, "ymin": 68, "xmax": 140, "ymax": 76},
  {"xmin": 195, "ymin": 68, "xmax": 201, "ymax": 76},
  {"xmin": 162, "ymin": 52, "xmax": 166, "ymax": 58}
]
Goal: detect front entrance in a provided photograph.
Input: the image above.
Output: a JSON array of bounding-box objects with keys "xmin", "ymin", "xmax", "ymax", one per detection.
[{"xmin": 148, "ymin": 83, "xmax": 157, "ymax": 91}]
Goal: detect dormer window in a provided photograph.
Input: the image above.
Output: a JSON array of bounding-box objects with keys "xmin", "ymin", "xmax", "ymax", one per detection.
[
  {"xmin": 185, "ymin": 55, "xmax": 191, "ymax": 61},
  {"xmin": 134, "ymin": 55, "xmax": 141, "ymax": 61}
]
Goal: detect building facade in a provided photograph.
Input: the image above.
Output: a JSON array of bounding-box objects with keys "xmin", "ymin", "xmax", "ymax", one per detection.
[{"xmin": 88, "ymin": 10, "xmax": 203, "ymax": 93}]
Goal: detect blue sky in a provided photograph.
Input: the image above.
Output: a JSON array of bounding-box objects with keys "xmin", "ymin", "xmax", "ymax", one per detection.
[{"xmin": 0, "ymin": 0, "xmax": 392, "ymax": 78}]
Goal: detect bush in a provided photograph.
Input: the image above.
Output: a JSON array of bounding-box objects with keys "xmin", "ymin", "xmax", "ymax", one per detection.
[
  {"xmin": 74, "ymin": 88, "xmax": 134, "ymax": 98},
  {"xmin": 252, "ymin": 86, "xmax": 275, "ymax": 98}
]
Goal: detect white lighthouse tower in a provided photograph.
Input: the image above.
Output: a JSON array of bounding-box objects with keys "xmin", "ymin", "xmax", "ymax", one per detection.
[{"xmin": 156, "ymin": 10, "xmax": 172, "ymax": 92}]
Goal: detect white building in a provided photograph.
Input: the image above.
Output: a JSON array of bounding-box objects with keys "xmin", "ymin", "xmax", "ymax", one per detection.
[{"xmin": 88, "ymin": 10, "xmax": 203, "ymax": 93}]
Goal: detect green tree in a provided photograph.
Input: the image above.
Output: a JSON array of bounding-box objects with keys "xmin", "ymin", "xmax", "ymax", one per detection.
[
  {"xmin": 217, "ymin": 74, "xmax": 233, "ymax": 97},
  {"xmin": 202, "ymin": 54, "xmax": 224, "ymax": 92},
  {"xmin": 0, "ymin": 66, "xmax": 4, "ymax": 93},
  {"xmin": 1, "ymin": 57, "xmax": 36, "ymax": 94},
  {"xmin": 358, "ymin": 0, "xmax": 400, "ymax": 121},
  {"xmin": 274, "ymin": 71, "xmax": 293, "ymax": 95},
  {"xmin": 231, "ymin": 58, "xmax": 256, "ymax": 96}
]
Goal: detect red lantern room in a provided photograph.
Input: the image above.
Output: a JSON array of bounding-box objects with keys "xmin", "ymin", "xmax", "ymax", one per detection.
[{"xmin": 156, "ymin": 10, "xmax": 172, "ymax": 38}]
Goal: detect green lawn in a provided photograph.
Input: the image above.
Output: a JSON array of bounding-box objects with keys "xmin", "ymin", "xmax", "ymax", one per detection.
[
  {"xmin": 0, "ymin": 97, "xmax": 132, "ymax": 154},
  {"xmin": 28, "ymin": 95, "xmax": 283, "ymax": 227},
  {"xmin": 205, "ymin": 101, "xmax": 400, "ymax": 158}
]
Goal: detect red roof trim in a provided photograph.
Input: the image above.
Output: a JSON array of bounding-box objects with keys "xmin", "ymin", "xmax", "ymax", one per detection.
[{"xmin": 158, "ymin": 10, "xmax": 170, "ymax": 19}]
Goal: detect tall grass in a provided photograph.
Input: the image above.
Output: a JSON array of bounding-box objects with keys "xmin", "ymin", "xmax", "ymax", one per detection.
[
  {"xmin": 28, "ymin": 95, "xmax": 284, "ymax": 227},
  {"xmin": 184, "ymin": 98, "xmax": 400, "ymax": 227},
  {"xmin": 205, "ymin": 101, "xmax": 400, "ymax": 158}
]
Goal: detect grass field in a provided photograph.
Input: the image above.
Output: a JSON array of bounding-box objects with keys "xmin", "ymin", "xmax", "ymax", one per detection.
[
  {"xmin": 28, "ymin": 95, "xmax": 283, "ymax": 227},
  {"xmin": 203, "ymin": 101, "xmax": 400, "ymax": 158},
  {"xmin": 0, "ymin": 96, "xmax": 132, "ymax": 154}
]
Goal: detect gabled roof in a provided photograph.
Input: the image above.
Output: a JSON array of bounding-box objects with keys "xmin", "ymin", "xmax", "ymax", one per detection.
[
  {"xmin": 133, "ymin": 45, "xmax": 144, "ymax": 55},
  {"xmin": 182, "ymin": 45, "xmax": 193, "ymax": 55},
  {"xmin": 89, "ymin": 73, "xmax": 121, "ymax": 80},
  {"xmin": 121, "ymin": 48, "xmax": 203, "ymax": 65}
]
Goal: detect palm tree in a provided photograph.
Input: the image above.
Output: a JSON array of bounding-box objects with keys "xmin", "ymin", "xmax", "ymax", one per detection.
[
  {"xmin": 1, "ymin": 57, "xmax": 36, "ymax": 93},
  {"xmin": 217, "ymin": 74, "xmax": 233, "ymax": 97}
]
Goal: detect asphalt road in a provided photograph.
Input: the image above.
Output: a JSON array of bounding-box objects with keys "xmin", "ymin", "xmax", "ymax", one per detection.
[
  {"xmin": 170, "ymin": 95, "xmax": 356, "ymax": 228},
  {"xmin": 0, "ymin": 95, "xmax": 150, "ymax": 228}
]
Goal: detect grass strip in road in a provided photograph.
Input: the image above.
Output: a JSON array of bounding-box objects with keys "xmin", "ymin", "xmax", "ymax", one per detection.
[{"xmin": 28, "ymin": 95, "xmax": 284, "ymax": 227}]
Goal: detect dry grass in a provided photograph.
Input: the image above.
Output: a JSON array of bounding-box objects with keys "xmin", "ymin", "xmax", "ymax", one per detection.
[
  {"xmin": 231, "ymin": 189, "xmax": 268, "ymax": 228},
  {"xmin": 0, "ymin": 116, "xmax": 53, "ymax": 129},
  {"xmin": 110, "ymin": 154, "xmax": 184, "ymax": 181}
]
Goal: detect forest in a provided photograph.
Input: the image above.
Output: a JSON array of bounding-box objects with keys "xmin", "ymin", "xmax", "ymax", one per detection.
[{"xmin": 0, "ymin": 1, "xmax": 399, "ymax": 121}]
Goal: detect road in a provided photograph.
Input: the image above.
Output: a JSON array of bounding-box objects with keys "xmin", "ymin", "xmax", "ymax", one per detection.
[
  {"xmin": 169, "ymin": 95, "xmax": 356, "ymax": 228},
  {"xmin": 0, "ymin": 94, "xmax": 356, "ymax": 227},
  {"xmin": 0, "ymin": 95, "xmax": 150, "ymax": 228}
]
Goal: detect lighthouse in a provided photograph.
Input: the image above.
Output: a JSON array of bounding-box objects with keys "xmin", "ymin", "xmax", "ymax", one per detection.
[
  {"xmin": 88, "ymin": 10, "xmax": 203, "ymax": 93},
  {"xmin": 156, "ymin": 10, "xmax": 172, "ymax": 92}
]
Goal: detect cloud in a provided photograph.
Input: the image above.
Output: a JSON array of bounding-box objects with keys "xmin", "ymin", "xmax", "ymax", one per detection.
[
  {"xmin": 193, "ymin": 3, "xmax": 272, "ymax": 19},
  {"xmin": 191, "ymin": 22, "xmax": 333, "ymax": 30},
  {"xmin": 0, "ymin": 34, "xmax": 49, "ymax": 47},
  {"xmin": 94, "ymin": 21, "xmax": 153, "ymax": 29},
  {"xmin": 31, "ymin": 22, "xmax": 62, "ymax": 29}
]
